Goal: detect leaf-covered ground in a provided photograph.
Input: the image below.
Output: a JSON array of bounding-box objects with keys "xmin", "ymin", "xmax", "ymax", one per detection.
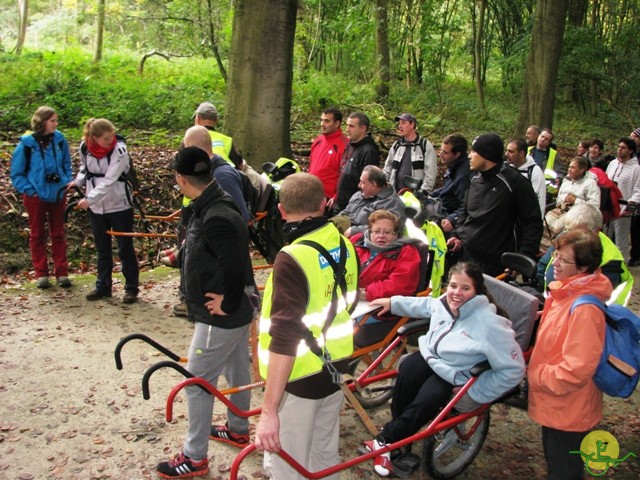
[{"xmin": 0, "ymin": 269, "xmax": 639, "ymax": 480}]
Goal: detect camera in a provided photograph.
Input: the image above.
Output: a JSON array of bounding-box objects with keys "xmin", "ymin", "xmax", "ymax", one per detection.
[{"xmin": 46, "ymin": 173, "xmax": 61, "ymax": 183}]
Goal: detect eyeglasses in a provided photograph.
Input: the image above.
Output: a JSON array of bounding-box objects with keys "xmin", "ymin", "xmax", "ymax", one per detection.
[
  {"xmin": 552, "ymin": 251, "xmax": 576, "ymax": 265},
  {"xmin": 371, "ymin": 229, "xmax": 396, "ymax": 236}
]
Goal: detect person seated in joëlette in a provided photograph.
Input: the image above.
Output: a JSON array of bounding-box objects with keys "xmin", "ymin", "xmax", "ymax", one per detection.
[
  {"xmin": 349, "ymin": 210, "xmax": 423, "ymax": 347},
  {"xmin": 364, "ymin": 262, "xmax": 525, "ymax": 477}
]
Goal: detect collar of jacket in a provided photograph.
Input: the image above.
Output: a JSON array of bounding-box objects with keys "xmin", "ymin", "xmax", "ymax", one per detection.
[
  {"xmin": 285, "ymin": 216, "xmax": 329, "ymax": 243},
  {"xmin": 191, "ymin": 180, "xmax": 237, "ymax": 217},
  {"xmin": 479, "ymin": 164, "xmax": 502, "ymax": 178},
  {"xmin": 350, "ymin": 134, "xmax": 376, "ymax": 147},
  {"xmin": 397, "ymin": 133, "xmax": 422, "ymax": 147}
]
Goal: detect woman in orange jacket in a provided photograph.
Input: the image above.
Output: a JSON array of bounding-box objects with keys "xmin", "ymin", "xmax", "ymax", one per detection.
[{"xmin": 528, "ymin": 229, "xmax": 613, "ymax": 480}]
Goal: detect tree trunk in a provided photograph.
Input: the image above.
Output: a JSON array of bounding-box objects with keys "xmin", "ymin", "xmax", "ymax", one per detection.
[
  {"xmin": 225, "ymin": 0, "xmax": 297, "ymax": 167},
  {"xmin": 15, "ymin": 0, "xmax": 29, "ymax": 55},
  {"xmin": 473, "ymin": 0, "xmax": 487, "ymax": 111},
  {"xmin": 515, "ymin": 0, "xmax": 570, "ymax": 134},
  {"xmin": 375, "ymin": 0, "xmax": 390, "ymax": 99},
  {"xmin": 93, "ymin": 0, "xmax": 105, "ymax": 62},
  {"xmin": 567, "ymin": 0, "xmax": 587, "ymax": 26}
]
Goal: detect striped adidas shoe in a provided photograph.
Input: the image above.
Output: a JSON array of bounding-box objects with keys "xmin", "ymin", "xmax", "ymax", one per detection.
[
  {"xmin": 157, "ymin": 452, "xmax": 208, "ymax": 478},
  {"xmin": 210, "ymin": 422, "xmax": 250, "ymax": 448}
]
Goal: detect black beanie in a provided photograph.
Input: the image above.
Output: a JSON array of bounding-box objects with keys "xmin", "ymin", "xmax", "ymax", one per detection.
[{"xmin": 471, "ymin": 133, "xmax": 504, "ymax": 165}]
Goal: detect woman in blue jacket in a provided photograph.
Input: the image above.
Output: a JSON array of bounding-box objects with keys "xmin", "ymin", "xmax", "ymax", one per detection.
[
  {"xmin": 10, "ymin": 106, "xmax": 72, "ymax": 289},
  {"xmin": 366, "ymin": 262, "xmax": 525, "ymax": 476}
]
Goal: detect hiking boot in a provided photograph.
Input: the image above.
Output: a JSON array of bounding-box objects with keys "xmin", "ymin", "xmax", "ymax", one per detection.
[
  {"xmin": 156, "ymin": 452, "xmax": 208, "ymax": 479},
  {"xmin": 123, "ymin": 291, "xmax": 138, "ymax": 304},
  {"xmin": 36, "ymin": 277, "xmax": 50, "ymax": 289},
  {"xmin": 86, "ymin": 289, "xmax": 112, "ymax": 301},
  {"xmin": 209, "ymin": 423, "xmax": 249, "ymax": 448},
  {"xmin": 57, "ymin": 276, "xmax": 72, "ymax": 288},
  {"xmin": 173, "ymin": 301, "xmax": 188, "ymax": 317}
]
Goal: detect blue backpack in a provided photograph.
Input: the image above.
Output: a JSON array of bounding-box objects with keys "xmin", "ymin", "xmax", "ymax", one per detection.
[{"xmin": 571, "ymin": 294, "xmax": 640, "ymax": 398}]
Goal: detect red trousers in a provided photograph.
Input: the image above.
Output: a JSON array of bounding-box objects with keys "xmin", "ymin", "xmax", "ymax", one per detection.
[{"xmin": 23, "ymin": 194, "xmax": 69, "ymax": 278}]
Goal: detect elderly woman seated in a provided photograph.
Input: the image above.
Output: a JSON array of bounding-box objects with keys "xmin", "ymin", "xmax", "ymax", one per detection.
[
  {"xmin": 349, "ymin": 210, "xmax": 424, "ymax": 347},
  {"xmin": 543, "ymin": 156, "xmax": 600, "ymax": 248}
]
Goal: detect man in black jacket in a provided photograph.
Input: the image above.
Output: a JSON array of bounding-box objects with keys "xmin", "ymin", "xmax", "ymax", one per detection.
[
  {"xmin": 157, "ymin": 147, "xmax": 255, "ymax": 479},
  {"xmin": 447, "ymin": 133, "xmax": 542, "ymax": 276},
  {"xmin": 331, "ymin": 112, "xmax": 380, "ymax": 213}
]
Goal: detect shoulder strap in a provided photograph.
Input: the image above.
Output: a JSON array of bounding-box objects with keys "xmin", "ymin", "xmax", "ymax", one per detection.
[
  {"xmin": 418, "ymin": 137, "xmax": 428, "ymax": 157},
  {"xmin": 570, "ymin": 294, "xmax": 605, "ymax": 314},
  {"xmin": 526, "ymin": 165, "xmax": 535, "ymax": 181},
  {"xmin": 296, "ymin": 236, "xmax": 349, "ymax": 384},
  {"xmin": 297, "ymin": 237, "xmax": 349, "ymax": 336},
  {"xmin": 23, "ymin": 145, "xmax": 32, "ymax": 174}
]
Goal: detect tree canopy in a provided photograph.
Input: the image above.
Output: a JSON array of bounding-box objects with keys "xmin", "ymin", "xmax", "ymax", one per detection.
[{"xmin": 1, "ymin": 0, "xmax": 639, "ymax": 153}]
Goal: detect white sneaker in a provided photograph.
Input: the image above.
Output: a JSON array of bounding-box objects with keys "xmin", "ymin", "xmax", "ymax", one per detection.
[{"xmin": 372, "ymin": 439, "xmax": 392, "ymax": 477}]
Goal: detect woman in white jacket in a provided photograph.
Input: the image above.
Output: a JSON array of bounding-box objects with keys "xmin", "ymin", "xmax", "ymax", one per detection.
[
  {"xmin": 365, "ymin": 262, "xmax": 525, "ymax": 476},
  {"xmin": 543, "ymin": 156, "xmax": 601, "ymax": 248},
  {"xmin": 72, "ymin": 118, "xmax": 139, "ymax": 304},
  {"xmin": 556, "ymin": 156, "xmax": 600, "ymax": 210}
]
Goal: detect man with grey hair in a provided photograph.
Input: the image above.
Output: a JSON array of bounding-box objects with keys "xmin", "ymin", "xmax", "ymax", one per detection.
[
  {"xmin": 536, "ymin": 203, "xmax": 632, "ymax": 305},
  {"xmin": 338, "ymin": 165, "xmax": 406, "ymax": 231},
  {"xmin": 332, "ymin": 112, "xmax": 380, "ymax": 213},
  {"xmin": 525, "ymin": 125, "xmax": 541, "ymax": 147},
  {"xmin": 193, "ymin": 101, "xmax": 243, "ymax": 169}
]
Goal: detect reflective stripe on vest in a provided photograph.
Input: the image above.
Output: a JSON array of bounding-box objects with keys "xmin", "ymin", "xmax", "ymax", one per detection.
[
  {"xmin": 209, "ymin": 131, "xmax": 233, "ymax": 165},
  {"xmin": 258, "ymin": 224, "xmax": 358, "ymax": 382},
  {"xmin": 528, "ymin": 146, "xmax": 557, "ymax": 171},
  {"xmin": 543, "ymin": 231, "xmax": 633, "ymax": 305},
  {"xmin": 600, "ymin": 232, "xmax": 633, "ymax": 305}
]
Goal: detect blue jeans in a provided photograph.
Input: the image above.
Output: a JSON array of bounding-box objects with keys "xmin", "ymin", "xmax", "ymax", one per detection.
[{"xmin": 88, "ymin": 208, "xmax": 139, "ymax": 293}]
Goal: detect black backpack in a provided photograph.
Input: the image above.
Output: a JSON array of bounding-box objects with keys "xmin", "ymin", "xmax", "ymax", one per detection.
[{"xmin": 80, "ymin": 134, "xmax": 140, "ymax": 193}]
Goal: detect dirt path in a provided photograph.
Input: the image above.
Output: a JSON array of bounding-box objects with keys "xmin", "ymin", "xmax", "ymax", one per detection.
[{"xmin": 1, "ymin": 269, "xmax": 639, "ymax": 480}]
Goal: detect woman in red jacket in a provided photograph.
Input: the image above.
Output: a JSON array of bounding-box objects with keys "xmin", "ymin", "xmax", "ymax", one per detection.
[
  {"xmin": 349, "ymin": 210, "xmax": 422, "ymax": 346},
  {"xmin": 528, "ymin": 229, "xmax": 612, "ymax": 480}
]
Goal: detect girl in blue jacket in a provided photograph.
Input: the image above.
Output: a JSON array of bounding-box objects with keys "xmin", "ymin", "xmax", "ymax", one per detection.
[
  {"xmin": 367, "ymin": 262, "xmax": 525, "ymax": 476},
  {"xmin": 10, "ymin": 106, "xmax": 72, "ymax": 289}
]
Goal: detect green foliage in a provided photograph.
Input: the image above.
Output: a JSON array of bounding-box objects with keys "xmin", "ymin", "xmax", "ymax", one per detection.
[
  {"xmin": 0, "ymin": 45, "xmax": 632, "ymax": 154},
  {"xmin": 0, "ymin": 48, "xmax": 227, "ymax": 133}
]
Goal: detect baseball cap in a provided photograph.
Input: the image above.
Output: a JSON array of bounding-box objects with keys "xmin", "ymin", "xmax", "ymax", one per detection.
[
  {"xmin": 471, "ymin": 133, "xmax": 504, "ymax": 164},
  {"xmin": 193, "ymin": 102, "xmax": 218, "ymax": 120},
  {"xmin": 394, "ymin": 113, "xmax": 417, "ymax": 124},
  {"xmin": 171, "ymin": 146, "xmax": 212, "ymax": 176}
]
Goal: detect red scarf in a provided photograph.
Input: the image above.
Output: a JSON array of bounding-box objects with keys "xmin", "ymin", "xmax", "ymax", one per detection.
[{"xmin": 86, "ymin": 136, "xmax": 117, "ymax": 159}]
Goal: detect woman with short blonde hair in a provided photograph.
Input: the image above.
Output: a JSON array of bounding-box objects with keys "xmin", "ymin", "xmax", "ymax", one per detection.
[{"xmin": 71, "ymin": 118, "xmax": 139, "ymax": 303}]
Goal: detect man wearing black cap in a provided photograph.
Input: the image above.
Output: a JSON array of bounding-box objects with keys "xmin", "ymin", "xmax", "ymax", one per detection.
[
  {"xmin": 383, "ymin": 113, "xmax": 437, "ymax": 193},
  {"xmin": 447, "ymin": 133, "xmax": 543, "ymax": 276},
  {"xmin": 157, "ymin": 146, "xmax": 255, "ymax": 479}
]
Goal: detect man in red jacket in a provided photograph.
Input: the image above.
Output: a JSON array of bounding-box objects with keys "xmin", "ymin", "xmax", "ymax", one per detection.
[{"xmin": 308, "ymin": 107, "xmax": 349, "ymax": 206}]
